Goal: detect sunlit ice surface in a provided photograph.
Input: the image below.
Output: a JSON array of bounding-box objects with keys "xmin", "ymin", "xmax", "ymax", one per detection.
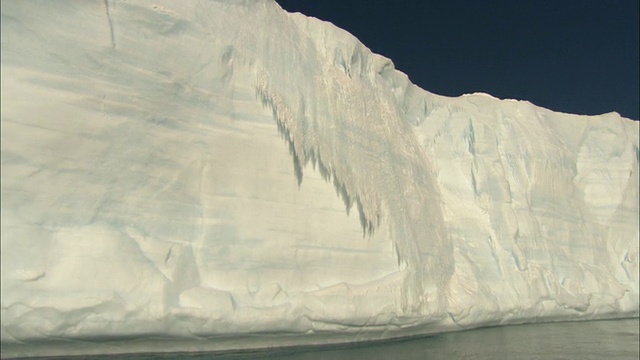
[{"xmin": 1, "ymin": 0, "xmax": 638, "ymax": 358}]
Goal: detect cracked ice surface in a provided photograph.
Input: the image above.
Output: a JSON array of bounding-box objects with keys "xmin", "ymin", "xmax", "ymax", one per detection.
[{"xmin": 1, "ymin": 0, "xmax": 638, "ymax": 357}]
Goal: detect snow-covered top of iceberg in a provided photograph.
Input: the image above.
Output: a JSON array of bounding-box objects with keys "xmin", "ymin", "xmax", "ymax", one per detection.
[{"xmin": 1, "ymin": 0, "xmax": 638, "ymax": 357}]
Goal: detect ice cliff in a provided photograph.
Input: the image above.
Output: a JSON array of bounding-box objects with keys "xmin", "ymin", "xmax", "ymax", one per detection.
[{"xmin": 1, "ymin": 0, "xmax": 638, "ymax": 357}]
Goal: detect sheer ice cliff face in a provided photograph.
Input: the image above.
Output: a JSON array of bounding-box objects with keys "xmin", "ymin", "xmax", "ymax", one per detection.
[{"xmin": 1, "ymin": 0, "xmax": 638, "ymax": 357}]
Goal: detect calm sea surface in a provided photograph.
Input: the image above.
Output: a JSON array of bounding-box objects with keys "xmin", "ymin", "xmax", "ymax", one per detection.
[{"xmin": 12, "ymin": 318, "xmax": 639, "ymax": 360}]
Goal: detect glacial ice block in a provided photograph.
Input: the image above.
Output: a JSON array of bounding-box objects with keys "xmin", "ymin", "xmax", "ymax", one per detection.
[{"xmin": 1, "ymin": 0, "xmax": 638, "ymax": 357}]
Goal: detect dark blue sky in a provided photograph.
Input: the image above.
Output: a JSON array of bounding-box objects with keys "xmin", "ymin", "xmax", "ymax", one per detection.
[{"xmin": 276, "ymin": 1, "xmax": 639, "ymax": 120}]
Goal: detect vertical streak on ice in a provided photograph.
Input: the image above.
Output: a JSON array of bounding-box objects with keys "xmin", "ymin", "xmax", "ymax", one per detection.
[
  {"xmin": 104, "ymin": 0, "xmax": 116, "ymax": 49},
  {"xmin": 260, "ymin": 78, "xmax": 453, "ymax": 315},
  {"xmin": 204, "ymin": 0, "xmax": 455, "ymax": 315},
  {"xmin": 255, "ymin": 63, "xmax": 454, "ymax": 316}
]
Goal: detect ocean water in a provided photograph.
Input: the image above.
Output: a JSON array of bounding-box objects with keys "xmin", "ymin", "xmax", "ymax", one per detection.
[{"xmin": 9, "ymin": 318, "xmax": 639, "ymax": 360}]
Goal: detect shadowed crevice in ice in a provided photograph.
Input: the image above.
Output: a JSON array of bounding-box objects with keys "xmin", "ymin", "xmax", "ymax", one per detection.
[
  {"xmin": 255, "ymin": 57, "xmax": 454, "ymax": 312},
  {"xmin": 263, "ymin": 90, "xmax": 378, "ymax": 237}
]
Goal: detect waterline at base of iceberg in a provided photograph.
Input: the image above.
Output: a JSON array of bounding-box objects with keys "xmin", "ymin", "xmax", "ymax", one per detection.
[{"xmin": 3, "ymin": 318, "xmax": 638, "ymax": 359}]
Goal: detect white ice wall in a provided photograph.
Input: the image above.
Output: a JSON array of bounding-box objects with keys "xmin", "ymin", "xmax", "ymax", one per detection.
[{"xmin": 1, "ymin": 0, "xmax": 638, "ymax": 357}]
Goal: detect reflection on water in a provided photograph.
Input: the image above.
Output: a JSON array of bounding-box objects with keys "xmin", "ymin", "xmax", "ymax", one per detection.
[{"xmin": 16, "ymin": 318, "xmax": 640, "ymax": 360}]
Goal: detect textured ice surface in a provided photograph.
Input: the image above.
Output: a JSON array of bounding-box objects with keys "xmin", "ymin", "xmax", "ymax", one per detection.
[{"xmin": 1, "ymin": 0, "xmax": 638, "ymax": 357}]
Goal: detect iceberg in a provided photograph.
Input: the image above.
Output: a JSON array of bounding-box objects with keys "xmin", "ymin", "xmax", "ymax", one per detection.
[{"xmin": 1, "ymin": 0, "xmax": 638, "ymax": 357}]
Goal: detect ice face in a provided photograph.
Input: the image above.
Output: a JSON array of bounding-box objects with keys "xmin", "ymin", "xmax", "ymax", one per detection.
[{"xmin": 1, "ymin": 0, "xmax": 638, "ymax": 357}]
